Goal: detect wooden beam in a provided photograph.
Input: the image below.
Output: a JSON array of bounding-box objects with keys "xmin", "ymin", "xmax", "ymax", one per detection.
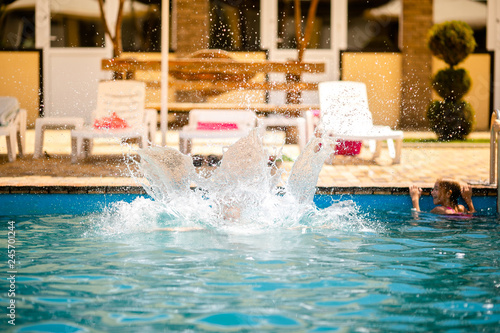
[
  {"xmin": 145, "ymin": 80, "xmax": 319, "ymax": 91},
  {"xmin": 147, "ymin": 102, "xmax": 320, "ymax": 114},
  {"xmin": 102, "ymin": 58, "xmax": 325, "ymax": 75}
]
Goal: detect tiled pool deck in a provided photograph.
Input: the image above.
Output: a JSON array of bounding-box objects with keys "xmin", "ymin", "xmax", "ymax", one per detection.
[{"xmin": 0, "ymin": 129, "xmax": 496, "ymax": 196}]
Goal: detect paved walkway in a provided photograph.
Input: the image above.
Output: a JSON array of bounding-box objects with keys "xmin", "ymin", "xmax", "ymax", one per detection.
[{"xmin": 0, "ymin": 129, "xmax": 494, "ymax": 192}]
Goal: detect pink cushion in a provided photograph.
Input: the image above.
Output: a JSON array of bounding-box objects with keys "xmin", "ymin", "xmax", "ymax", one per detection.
[
  {"xmin": 335, "ymin": 140, "xmax": 362, "ymax": 155},
  {"xmin": 197, "ymin": 122, "xmax": 239, "ymax": 131},
  {"xmin": 93, "ymin": 112, "xmax": 129, "ymax": 130}
]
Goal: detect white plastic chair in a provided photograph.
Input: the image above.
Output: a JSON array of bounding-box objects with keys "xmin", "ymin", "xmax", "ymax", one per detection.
[
  {"xmin": 179, "ymin": 109, "xmax": 259, "ymax": 154},
  {"xmin": 71, "ymin": 80, "xmax": 154, "ymax": 163},
  {"xmin": 0, "ymin": 97, "xmax": 26, "ymax": 162},
  {"xmin": 318, "ymin": 81, "xmax": 404, "ymax": 164}
]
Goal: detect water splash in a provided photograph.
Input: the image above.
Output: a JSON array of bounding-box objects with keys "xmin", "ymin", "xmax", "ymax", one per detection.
[{"xmin": 91, "ymin": 129, "xmax": 376, "ymax": 235}]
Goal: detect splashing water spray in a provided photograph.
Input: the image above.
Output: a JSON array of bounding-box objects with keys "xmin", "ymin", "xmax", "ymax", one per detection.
[{"xmin": 93, "ymin": 129, "xmax": 371, "ymax": 234}]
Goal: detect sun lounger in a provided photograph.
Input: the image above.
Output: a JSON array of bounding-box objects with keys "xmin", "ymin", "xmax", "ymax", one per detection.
[
  {"xmin": 317, "ymin": 81, "xmax": 404, "ymax": 164},
  {"xmin": 70, "ymin": 80, "xmax": 155, "ymax": 163},
  {"xmin": 0, "ymin": 97, "xmax": 26, "ymax": 162},
  {"xmin": 178, "ymin": 109, "xmax": 259, "ymax": 154}
]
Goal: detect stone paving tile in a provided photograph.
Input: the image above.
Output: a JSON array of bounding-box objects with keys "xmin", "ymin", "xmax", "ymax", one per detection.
[{"xmin": 0, "ymin": 130, "xmax": 495, "ymax": 193}]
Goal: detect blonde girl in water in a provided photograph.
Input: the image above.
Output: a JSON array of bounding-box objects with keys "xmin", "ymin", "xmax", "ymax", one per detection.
[{"xmin": 409, "ymin": 178, "xmax": 476, "ymax": 215}]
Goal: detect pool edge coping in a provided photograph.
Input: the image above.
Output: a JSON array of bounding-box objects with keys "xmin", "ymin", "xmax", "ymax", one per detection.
[{"xmin": 0, "ymin": 185, "xmax": 496, "ymax": 196}]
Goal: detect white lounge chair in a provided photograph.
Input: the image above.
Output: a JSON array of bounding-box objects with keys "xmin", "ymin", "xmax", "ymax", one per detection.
[
  {"xmin": 179, "ymin": 109, "xmax": 259, "ymax": 154},
  {"xmin": 0, "ymin": 97, "xmax": 26, "ymax": 162},
  {"xmin": 71, "ymin": 80, "xmax": 155, "ymax": 163},
  {"xmin": 317, "ymin": 81, "xmax": 403, "ymax": 164}
]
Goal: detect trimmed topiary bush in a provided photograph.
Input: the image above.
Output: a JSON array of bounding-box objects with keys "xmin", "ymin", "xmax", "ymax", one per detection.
[
  {"xmin": 427, "ymin": 100, "xmax": 475, "ymax": 141},
  {"xmin": 428, "ymin": 20, "xmax": 476, "ymax": 67},
  {"xmin": 426, "ymin": 21, "xmax": 476, "ymax": 141},
  {"xmin": 431, "ymin": 68, "xmax": 471, "ymax": 101}
]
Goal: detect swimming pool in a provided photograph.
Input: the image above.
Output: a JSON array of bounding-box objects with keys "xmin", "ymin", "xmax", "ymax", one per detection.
[{"xmin": 0, "ymin": 193, "xmax": 499, "ymax": 332}]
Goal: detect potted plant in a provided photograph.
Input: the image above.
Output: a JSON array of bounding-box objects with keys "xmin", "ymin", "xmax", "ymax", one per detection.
[{"xmin": 426, "ymin": 20, "xmax": 476, "ymax": 141}]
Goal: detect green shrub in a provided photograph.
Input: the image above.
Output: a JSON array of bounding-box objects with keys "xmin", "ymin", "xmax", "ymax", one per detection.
[
  {"xmin": 426, "ymin": 21, "xmax": 476, "ymax": 141},
  {"xmin": 431, "ymin": 68, "xmax": 471, "ymax": 100},
  {"xmin": 428, "ymin": 20, "xmax": 476, "ymax": 67},
  {"xmin": 427, "ymin": 100, "xmax": 475, "ymax": 141}
]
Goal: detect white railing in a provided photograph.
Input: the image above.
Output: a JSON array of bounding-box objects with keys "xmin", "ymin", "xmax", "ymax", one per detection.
[{"xmin": 489, "ymin": 109, "xmax": 500, "ymax": 212}]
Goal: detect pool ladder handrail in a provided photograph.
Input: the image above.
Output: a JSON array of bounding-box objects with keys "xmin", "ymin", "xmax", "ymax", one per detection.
[{"xmin": 489, "ymin": 109, "xmax": 500, "ymax": 213}]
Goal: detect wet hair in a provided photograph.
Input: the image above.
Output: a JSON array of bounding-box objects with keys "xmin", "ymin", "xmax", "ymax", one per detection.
[{"xmin": 437, "ymin": 178, "xmax": 461, "ymax": 205}]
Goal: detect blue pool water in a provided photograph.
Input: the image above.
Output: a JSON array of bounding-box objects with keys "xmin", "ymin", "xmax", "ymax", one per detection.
[{"xmin": 0, "ymin": 194, "xmax": 499, "ymax": 332}]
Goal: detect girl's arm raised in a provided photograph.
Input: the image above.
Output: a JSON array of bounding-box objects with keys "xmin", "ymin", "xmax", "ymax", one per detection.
[
  {"xmin": 461, "ymin": 184, "xmax": 476, "ymax": 213},
  {"xmin": 409, "ymin": 184, "xmax": 422, "ymax": 212}
]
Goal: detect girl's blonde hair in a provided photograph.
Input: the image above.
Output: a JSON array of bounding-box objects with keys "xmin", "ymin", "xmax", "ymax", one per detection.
[{"xmin": 437, "ymin": 178, "xmax": 461, "ymax": 205}]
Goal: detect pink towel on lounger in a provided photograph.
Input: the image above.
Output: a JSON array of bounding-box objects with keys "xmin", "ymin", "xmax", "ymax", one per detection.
[
  {"xmin": 335, "ymin": 140, "xmax": 362, "ymax": 155},
  {"xmin": 311, "ymin": 109, "xmax": 321, "ymax": 118},
  {"xmin": 197, "ymin": 122, "xmax": 239, "ymax": 131},
  {"xmin": 93, "ymin": 112, "xmax": 129, "ymax": 130}
]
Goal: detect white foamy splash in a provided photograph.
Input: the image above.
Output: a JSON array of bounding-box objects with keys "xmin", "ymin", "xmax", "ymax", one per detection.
[{"xmin": 90, "ymin": 129, "xmax": 376, "ymax": 235}]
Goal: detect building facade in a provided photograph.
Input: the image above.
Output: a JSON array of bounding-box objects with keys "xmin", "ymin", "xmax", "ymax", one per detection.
[{"xmin": 0, "ymin": 0, "xmax": 494, "ymax": 132}]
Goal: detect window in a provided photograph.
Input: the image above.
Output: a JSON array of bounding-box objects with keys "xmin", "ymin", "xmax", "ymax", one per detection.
[
  {"xmin": 209, "ymin": 0, "xmax": 261, "ymax": 51},
  {"xmin": 277, "ymin": 0, "xmax": 331, "ymax": 50},
  {"xmin": 0, "ymin": 0, "xmax": 167, "ymax": 51},
  {"xmin": 50, "ymin": 0, "xmax": 163, "ymax": 50},
  {"xmin": 347, "ymin": 0, "xmax": 487, "ymax": 52},
  {"xmin": 50, "ymin": 0, "xmax": 105, "ymax": 48},
  {"xmin": 0, "ymin": 0, "xmax": 36, "ymax": 49},
  {"xmin": 347, "ymin": 0, "xmax": 399, "ymax": 52},
  {"xmin": 122, "ymin": 1, "xmax": 162, "ymax": 52}
]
